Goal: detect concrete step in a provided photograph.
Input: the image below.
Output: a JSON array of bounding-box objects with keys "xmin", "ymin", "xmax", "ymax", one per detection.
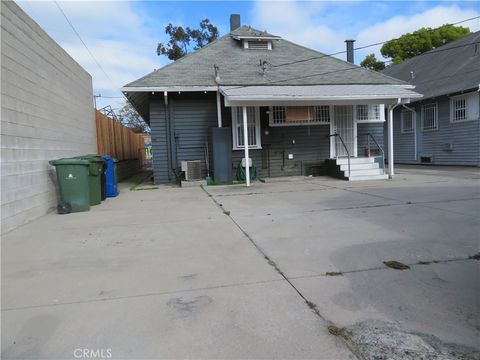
[
  {"xmin": 348, "ymin": 174, "xmax": 389, "ymax": 181},
  {"xmin": 335, "ymin": 157, "xmax": 374, "ymax": 165},
  {"xmin": 346, "ymin": 168, "xmax": 384, "ymax": 176},
  {"xmin": 340, "ymin": 163, "xmax": 379, "ymax": 171}
]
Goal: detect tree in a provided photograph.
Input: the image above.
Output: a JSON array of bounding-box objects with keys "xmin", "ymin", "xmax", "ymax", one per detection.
[
  {"xmin": 156, "ymin": 19, "xmax": 219, "ymax": 60},
  {"xmin": 188, "ymin": 19, "xmax": 220, "ymax": 49},
  {"xmin": 360, "ymin": 53, "xmax": 385, "ymax": 71},
  {"xmin": 117, "ymin": 102, "xmax": 150, "ymax": 134},
  {"xmin": 380, "ymin": 24, "xmax": 471, "ymax": 64}
]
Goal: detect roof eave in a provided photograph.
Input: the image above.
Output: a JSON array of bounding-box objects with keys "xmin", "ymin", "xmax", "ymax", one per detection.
[{"xmin": 122, "ymin": 86, "xmax": 218, "ymax": 92}]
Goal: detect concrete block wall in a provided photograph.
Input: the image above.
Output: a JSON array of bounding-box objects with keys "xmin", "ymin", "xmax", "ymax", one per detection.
[{"xmin": 1, "ymin": 1, "xmax": 97, "ymax": 234}]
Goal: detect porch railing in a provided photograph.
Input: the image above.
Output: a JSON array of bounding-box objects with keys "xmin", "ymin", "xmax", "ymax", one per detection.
[
  {"xmin": 328, "ymin": 133, "xmax": 350, "ymax": 177},
  {"xmin": 360, "ymin": 132, "xmax": 385, "ymax": 174}
]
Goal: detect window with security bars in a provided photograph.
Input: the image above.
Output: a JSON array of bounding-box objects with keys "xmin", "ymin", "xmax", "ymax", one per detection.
[
  {"xmin": 401, "ymin": 110, "xmax": 414, "ymax": 133},
  {"xmin": 450, "ymin": 93, "xmax": 479, "ymax": 122},
  {"xmin": 356, "ymin": 104, "xmax": 382, "ymax": 122},
  {"xmin": 422, "ymin": 103, "xmax": 438, "ymax": 130},
  {"xmin": 452, "ymin": 98, "xmax": 467, "ymax": 121},
  {"xmin": 269, "ymin": 106, "xmax": 330, "ymax": 126},
  {"xmin": 232, "ymin": 107, "xmax": 261, "ymax": 150}
]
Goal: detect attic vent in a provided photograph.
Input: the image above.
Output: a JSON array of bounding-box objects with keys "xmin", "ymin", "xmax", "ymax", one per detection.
[{"xmin": 245, "ymin": 40, "xmax": 271, "ymax": 50}]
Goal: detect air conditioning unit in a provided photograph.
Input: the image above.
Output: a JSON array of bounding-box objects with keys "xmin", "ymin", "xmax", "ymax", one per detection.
[{"xmin": 181, "ymin": 160, "xmax": 202, "ymax": 181}]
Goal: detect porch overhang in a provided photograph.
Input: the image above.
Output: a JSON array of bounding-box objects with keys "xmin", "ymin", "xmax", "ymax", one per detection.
[
  {"xmin": 220, "ymin": 85, "xmax": 423, "ymax": 107},
  {"xmin": 122, "ymin": 86, "xmax": 219, "ymax": 123}
]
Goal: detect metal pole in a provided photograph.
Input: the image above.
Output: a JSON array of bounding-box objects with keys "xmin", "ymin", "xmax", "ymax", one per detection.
[
  {"xmin": 242, "ymin": 106, "xmax": 250, "ymax": 187},
  {"xmin": 388, "ymin": 105, "xmax": 395, "ymax": 178},
  {"xmin": 216, "ymin": 91, "xmax": 222, "ymax": 128}
]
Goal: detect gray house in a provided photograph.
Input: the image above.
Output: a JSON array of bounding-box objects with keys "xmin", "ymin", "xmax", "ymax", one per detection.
[
  {"xmin": 123, "ymin": 15, "xmax": 422, "ymax": 185},
  {"xmin": 382, "ymin": 31, "xmax": 480, "ymax": 166}
]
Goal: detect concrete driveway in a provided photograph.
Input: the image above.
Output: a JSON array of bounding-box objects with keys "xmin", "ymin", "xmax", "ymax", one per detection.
[{"xmin": 2, "ymin": 167, "xmax": 479, "ymax": 359}]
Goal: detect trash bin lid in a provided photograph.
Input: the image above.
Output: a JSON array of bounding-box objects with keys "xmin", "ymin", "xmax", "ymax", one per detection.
[
  {"xmin": 49, "ymin": 158, "xmax": 91, "ymax": 166},
  {"xmin": 76, "ymin": 154, "xmax": 105, "ymax": 163}
]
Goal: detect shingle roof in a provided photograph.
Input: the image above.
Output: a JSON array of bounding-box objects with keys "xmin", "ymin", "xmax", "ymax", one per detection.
[
  {"xmin": 220, "ymin": 84, "xmax": 422, "ymax": 103},
  {"xmin": 125, "ymin": 26, "xmax": 406, "ymax": 88},
  {"xmin": 230, "ymin": 26, "xmax": 280, "ymax": 39},
  {"xmin": 382, "ymin": 31, "xmax": 480, "ymax": 99}
]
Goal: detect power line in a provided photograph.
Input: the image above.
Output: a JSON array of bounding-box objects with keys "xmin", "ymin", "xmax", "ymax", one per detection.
[
  {"xmin": 223, "ymin": 39, "xmax": 479, "ymax": 92},
  {"xmin": 354, "ymin": 15, "xmax": 480, "ymax": 52},
  {"xmin": 54, "ymin": 1, "xmax": 127, "ymax": 103},
  {"xmin": 270, "ymin": 15, "xmax": 480, "ymax": 68}
]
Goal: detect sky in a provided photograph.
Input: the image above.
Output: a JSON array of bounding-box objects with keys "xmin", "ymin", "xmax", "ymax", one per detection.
[{"xmin": 17, "ymin": 0, "xmax": 480, "ymax": 110}]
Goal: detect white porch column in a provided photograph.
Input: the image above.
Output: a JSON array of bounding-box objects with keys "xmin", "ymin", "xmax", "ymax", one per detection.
[
  {"xmin": 242, "ymin": 106, "xmax": 250, "ymax": 187},
  {"xmin": 387, "ymin": 105, "xmax": 395, "ymax": 178},
  {"xmin": 216, "ymin": 91, "xmax": 222, "ymax": 127}
]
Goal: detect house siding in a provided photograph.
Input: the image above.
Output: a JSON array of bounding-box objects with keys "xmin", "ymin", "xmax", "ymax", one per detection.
[
  {"xmin": 225, "ymin": 107, "xmax": 331, "ymax": 178},
  {"xmin": 150, "ymin": 96, "xmax": 170, "ymax": 183},
  {"xmin": 357, "ymin": 122, "xmax": 385, "ymax": 157},
  {"xmin": 389, "ymin": 95, "xmax": 480, "ymax": 166},
  {"xmin": 150, "ymin": 96, "xmax": 333, "ymax": 182},
  {"xmin": 150, "ymin": 93, "xmax": 217, "ymax": 183},
  {"xmin": 172, "ymin": 93, "xmax": 217, "ymax": 176}
]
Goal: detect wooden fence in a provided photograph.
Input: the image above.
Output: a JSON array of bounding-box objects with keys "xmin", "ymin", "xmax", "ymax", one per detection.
[{"xmin": 95, "ymin": 110, "xmax": 147, "ymax": 165}]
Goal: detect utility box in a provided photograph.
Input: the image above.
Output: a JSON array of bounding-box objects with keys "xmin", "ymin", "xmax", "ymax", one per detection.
[{"xmin": 211, "ymin": 127, "xmax": 232, "ymax": 184}]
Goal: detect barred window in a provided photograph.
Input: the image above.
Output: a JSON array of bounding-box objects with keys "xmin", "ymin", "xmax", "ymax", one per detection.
[
  {"xmin": 231, "ymin": 107, "xmax": 262, "ymax": 150},
  {"xmin": 452, "ymin": 97, "xmax": 467, "ymax": 121},
  {"xmin": 269, "ymin": 106, "xmax": 330, "ymax": 126},
  {"xmin": 356, "ymin": 104, "xmax": 383, "ymax": 122},
  {"xmin": 401, "ymin": 110, "xmax": 414, "ymax": 133},
  {"xmin": 450, "ymin": 93, "xmax": 479, "ymax": 122},
  {"xmin": 356, "ymin": 105, "xmax": 369, "ymax": 121},
  {"xmin": 422, "ymin": 103, "xmax": 438, "ymax": 131}
]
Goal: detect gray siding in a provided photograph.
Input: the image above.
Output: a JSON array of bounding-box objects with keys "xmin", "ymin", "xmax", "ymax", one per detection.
[
  {"xmin": 150, "ymin": 96, "xmax": 170, "ymax": 183},
  {"xmin": 150, "ymin": 93, "xmax": 217, "ymax": 183},
  {"xmin": 385, "ymin": 110, "xmax": 416, "ymax": 163},
  {"xmin": 225, "ymin": 107, "xmax": 330, "ymax": 178},
  {"xmin": 172, "ymin": 93, "xmax": 217, "ymax": 175},
  {"xmin": 357, "ymin": 122, "xmax": 385, "ymax": 157},
  {"xmin": 389, "ymin": 95, "xmax": 480, "ymax": 166}
]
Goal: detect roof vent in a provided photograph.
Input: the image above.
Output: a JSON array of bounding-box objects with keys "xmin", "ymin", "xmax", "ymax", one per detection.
[{"xmin": 245, "ymin": 40, "xmax": 271, "ymax": 50}]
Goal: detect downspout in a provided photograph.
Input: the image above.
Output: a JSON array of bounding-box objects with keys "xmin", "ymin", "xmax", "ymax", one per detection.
[
  {"xmin": 216, "ymin": 90, "xmax": 222, "ymax": 128},
  {"xmin": 242, "ymin": 106, "xmax": 250, "ymax": 187},
  {"xmin": 164, "ymin": 91, "xmax": 173, "ymax": 181},
  {"xmin": 402, "ymin": 104, "xmax": 417, "ymax": 161},
  {"xmin": 387, "ymin": 98, "xmax": 401, "ymax": 178}
]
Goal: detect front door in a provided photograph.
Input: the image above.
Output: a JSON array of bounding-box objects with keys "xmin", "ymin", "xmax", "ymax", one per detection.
[{"xmin": 331, "ymin": 105, "xmax": 355, "ymax": 158}]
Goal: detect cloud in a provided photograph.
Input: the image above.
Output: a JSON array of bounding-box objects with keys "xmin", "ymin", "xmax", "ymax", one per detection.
[
  {"xmin": 251, "ymin": 1, "xmax": 347, "ymax": 55},
  {"xmin": 17, "ymin": 1, "xmax": 165, "ymax": 109},
  {"xmin": 251, "ymin": 1, "xmax": 480, "ymax": 64},
  {"xmin": 355, "ymin": 5, "xmax": 480, "ymax": 61}
]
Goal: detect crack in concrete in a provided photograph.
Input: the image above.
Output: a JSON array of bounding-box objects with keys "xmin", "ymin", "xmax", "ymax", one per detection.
[
  {"xmin": 1, "ymin": 278, "xmax": 286, "ymax": 312},
  {"xmin": 288, "ymin": 256, "xmax": 477, "ymax": 281},
  {"xmin": 201, "ymin": 185, "xmax": 361, "ymax": 359}
]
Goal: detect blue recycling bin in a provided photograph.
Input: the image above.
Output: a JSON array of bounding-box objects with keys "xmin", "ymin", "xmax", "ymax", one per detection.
[{"xmin": 102, "ymin": 155, "xmax": 119, "ymax": 197}]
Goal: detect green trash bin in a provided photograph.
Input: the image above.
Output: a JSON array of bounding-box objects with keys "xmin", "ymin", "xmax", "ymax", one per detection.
[
  {"xmin": 49, "ymin": 158, "xmax": 91, "ymax": 212},
  {"xmin": 75, "ymin": 155, "xmax": 105, "ymax": 206}
]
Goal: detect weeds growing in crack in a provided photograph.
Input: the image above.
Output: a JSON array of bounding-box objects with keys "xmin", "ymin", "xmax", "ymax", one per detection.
[
  {"xmin": 325, "ymin": 271, "xmax": 343, "ymax": 276},
  {"xmin": 384, "ymin": 261, "xmax": 410, "ymax": 270}
]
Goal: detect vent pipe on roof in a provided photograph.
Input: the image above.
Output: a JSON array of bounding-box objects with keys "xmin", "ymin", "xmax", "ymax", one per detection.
[
  {"xmin": 345, "ymin": 39, "xmax": 355, "ymax": 64},
  {"xmin": 230, "ymin": 14, "xmax": 240, "ymax": 32}
]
